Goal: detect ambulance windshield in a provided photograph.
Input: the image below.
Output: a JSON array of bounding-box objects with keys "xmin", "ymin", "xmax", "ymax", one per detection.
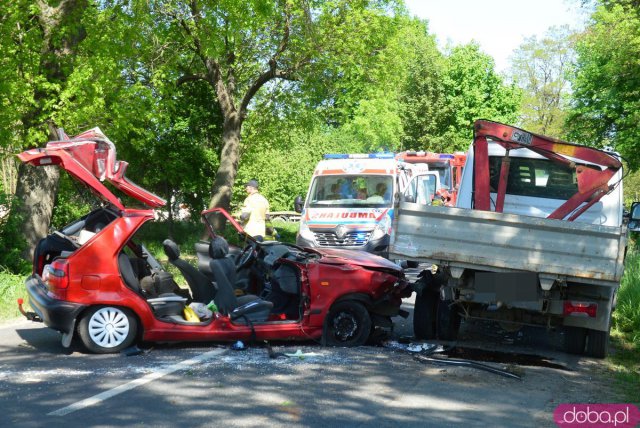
[{"xmin": 307, "ymin": 175, "xmax": 393, "ymax": 208}]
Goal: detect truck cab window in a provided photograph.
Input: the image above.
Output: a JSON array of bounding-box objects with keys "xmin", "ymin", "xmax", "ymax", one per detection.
[{"xmin": 488, "ymin": 157, "xmax": 578, "ymax": 200}]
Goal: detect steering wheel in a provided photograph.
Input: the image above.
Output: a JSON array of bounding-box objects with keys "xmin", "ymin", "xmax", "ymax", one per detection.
[{"xmin": 236, "ymin": 242, "xmax": 258, "ymax": 271}]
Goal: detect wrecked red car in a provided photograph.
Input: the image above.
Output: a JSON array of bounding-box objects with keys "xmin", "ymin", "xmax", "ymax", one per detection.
[{"xmin": 18, "ymin": 128, "xmax": 410, "ymax": 353}]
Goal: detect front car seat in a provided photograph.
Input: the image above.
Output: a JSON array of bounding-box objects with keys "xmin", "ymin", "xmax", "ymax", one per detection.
[
  {"xmin": 207, "ymin": 236, "xmax": 272, "ymax": 323},
  {"xmin": 162, "ymin": 239, "xmax": 216, "ymax": 304}
]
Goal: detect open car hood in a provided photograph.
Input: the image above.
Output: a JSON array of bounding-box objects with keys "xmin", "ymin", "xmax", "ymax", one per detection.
[
  {"xmin": 314, "ymin": 248, "xmax": 402, "ymax": 272},
  {"xmin": 18, "ymin": 128, "xmax": 166, "ymax": 210}
]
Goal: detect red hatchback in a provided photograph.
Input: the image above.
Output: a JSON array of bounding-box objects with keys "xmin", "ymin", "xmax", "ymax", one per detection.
[{"xmin": 18, "ymin": 129, "xmax": 410, "ymax": 353}]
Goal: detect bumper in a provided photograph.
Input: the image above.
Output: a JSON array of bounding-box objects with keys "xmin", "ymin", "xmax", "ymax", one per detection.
[
  {"xmin": 25, "ymin": 275, "xmax": 87, "ymax": 334},
  {"xmin": 296, "ymin": 234, "xmax": 390, "ymax": 257}
]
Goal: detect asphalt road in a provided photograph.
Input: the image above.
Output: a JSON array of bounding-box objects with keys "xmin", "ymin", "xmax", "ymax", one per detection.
[{"xmin": 0, "ymin": 297, "xmax": 621, "ymax": 428}]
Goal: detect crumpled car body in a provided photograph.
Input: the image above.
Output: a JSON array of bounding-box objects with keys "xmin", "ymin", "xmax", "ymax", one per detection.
[{"xmin": 18, "ymin": 129, "xmax": 410, "ymax": 353}]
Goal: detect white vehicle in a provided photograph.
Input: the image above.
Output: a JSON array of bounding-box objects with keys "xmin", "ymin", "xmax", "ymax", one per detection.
[
  {"xmin": 296, "ymin": 153, "xmax": 439, "ymax": 257},
  {"xmin": 389, "ymin": 120, "xmax": 638, "ymax": 358}
]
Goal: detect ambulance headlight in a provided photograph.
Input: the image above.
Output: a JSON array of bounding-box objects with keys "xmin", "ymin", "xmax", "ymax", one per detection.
[
  {"xmin": 371, "ymin": 216, "xmax": 391, "ymax": 241},
  {"xmin": 298, "ymin": 222, "xmax": 316, "ymax": 243}
]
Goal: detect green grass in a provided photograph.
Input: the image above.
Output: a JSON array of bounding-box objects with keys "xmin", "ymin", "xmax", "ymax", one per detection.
[
  {"xmin": 0, "ymin": 270, "xmax": 26, "ymax": 321},
  {"xmin": 271, "ymin": 220, "xmax": 299, "ymax": 244},
  {"xmin": 609, "ymin": 250, "xmax": 640, "ymax": 404}
]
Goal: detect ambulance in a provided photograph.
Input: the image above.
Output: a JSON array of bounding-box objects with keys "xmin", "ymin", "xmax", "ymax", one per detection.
[{"xmin": 296, "ymin": 153, "xmax": 439, "ymax": 256}]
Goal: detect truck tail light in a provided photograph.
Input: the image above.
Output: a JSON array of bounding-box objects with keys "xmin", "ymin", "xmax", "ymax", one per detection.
[
  {"xmin": 563, "ymin": 301, "xmax": 597, "ymax": 318},
  {"xmin": 47, "ymin": 259, "xmax": 70, "ymax": 290}
]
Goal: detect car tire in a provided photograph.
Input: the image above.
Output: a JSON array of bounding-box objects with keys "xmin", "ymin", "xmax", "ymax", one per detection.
[
  {"xmin": 78, "ymin": 306, "xmax": 138, "ymax": 354},
  {"xmin": 324, "ymin": 301, "xmax": 372, "ymax": 347},
  {"xmin": 564, "ymin": 326, "xmax": 587, "ymax": 355},
  {"xmin": 586, "ymin": 328, "xmax": 609, "ymax": 359},
  {"xmin": 413, "ymin": 291, "xmax": 437, "ymax": 340},
  {"xmin": 437, "ymin": 299, "xmax": 461, "ymax": 341}
]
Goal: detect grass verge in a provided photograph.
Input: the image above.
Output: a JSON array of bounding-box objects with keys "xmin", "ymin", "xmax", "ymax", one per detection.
[
  {"xmin": 0, "ymin": 269, "xmax": 25, "ymax": 321},
  {"xmin": 609, "ymin": 250, "xmax": 640, "ymax": 404}
]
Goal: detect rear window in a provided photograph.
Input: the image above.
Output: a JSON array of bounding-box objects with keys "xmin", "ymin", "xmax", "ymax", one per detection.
[{"xmin": 489, "ymin": 157, "xmax": 578, "ymax": 200}]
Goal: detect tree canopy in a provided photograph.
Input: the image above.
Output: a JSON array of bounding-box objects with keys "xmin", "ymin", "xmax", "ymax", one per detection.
[
  {"xmin": 567, "ymin": 1, "xmax": 640, "ymax": 168},
  {"xmin": 0, "ymin": 0, "xmax": 534, "ymax": 269}
]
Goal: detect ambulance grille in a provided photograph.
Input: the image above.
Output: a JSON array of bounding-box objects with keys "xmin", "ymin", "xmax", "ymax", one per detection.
[{"xmin": 313, "ymin": 231, "xmax": 371, "ymax": 247}]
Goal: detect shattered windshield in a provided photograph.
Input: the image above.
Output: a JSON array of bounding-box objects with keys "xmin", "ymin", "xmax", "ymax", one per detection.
[{"xmin": 307, "ymin": 175, "xmax": 393, "ymax": 208}]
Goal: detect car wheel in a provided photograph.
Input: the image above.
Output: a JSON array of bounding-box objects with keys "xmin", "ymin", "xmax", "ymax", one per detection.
[
  {"xmin": 413, "ymin": 291, "xmax": 437, "ymax": 340},
  {"xmin": 564, "ymin": 326, "xmax": 587, "ymax": 355},
  {"xmin": 78, "ymin": 306, "xmax": 138, "ymax": 354},
  {"xmin": 324, "ymin": 301, "xmax": 372, "ymax": 347}
]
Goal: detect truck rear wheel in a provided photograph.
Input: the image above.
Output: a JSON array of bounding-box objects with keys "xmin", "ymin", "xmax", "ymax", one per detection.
[
  {"xmin": 586, "ymin": 329, "xmax": 609, "ymax": 358},
  {"xmin": 437, "ymin": 300, "xmax": 461, "ymax": 340},
  {"xmin": 564, "ymin": 326, "xmax": 587, "ymax": 355},
  {"xmin": 413, "ymin": 291, "xmax": 437, "ymax": 340}
]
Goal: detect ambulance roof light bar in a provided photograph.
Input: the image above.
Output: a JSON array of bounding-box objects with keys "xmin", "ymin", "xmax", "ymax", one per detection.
[{"xmin": 323, "ymin": 153, "xmax": 395, "ymax": 159}]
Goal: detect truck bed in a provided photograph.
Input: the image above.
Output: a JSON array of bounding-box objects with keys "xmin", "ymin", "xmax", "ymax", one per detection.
[{"xmin": 389, "ymin": 203, "xmax": 627, "ymax": 287}]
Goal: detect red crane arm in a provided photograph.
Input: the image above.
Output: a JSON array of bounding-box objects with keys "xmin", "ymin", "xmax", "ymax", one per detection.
[{"xmin": 472, "ymin": 120, "xmax": 622, "ymax": 221}]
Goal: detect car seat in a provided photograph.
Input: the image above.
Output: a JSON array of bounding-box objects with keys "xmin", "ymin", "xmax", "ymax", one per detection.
[
  {"xmin": 207, "ymin": 236, "xmax": 273, "ymax": 323},
  {"xmin": 118, "ymin": 252, "xmax": 186, "ymax": 317},
  {"xmin": 162, "ymin": 239, "xmax": 216, "ymax": 304},
  {"xmin": 265, "ymin": 263, "xmax": 301, "ymax": 319},
  {"xmin": 199, "ymin": 237, "xmax": 250, "ymax": 292}
]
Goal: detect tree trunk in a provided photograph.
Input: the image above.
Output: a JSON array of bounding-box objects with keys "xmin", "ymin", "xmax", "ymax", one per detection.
[
  {"xmin": 5, "ymin": 0, "xmax": 87, "ymax": 261},
  {"xmin": 207, "ymin": 113, "xmax": 243, "ymax": 211},
  {"xmin": 13, "ymin": 163, "xmax": 60, "ymax": 261}
]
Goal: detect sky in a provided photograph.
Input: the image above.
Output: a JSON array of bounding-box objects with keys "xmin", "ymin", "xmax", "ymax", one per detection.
[{"xmin": 403, "ymin": 0, "xmax": 590, "ymax": 72}]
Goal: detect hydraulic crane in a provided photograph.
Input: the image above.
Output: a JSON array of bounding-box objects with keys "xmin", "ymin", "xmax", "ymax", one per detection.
[{"xmin": 472, "ymin": 120, "xmax": 622, "ymax": 221}]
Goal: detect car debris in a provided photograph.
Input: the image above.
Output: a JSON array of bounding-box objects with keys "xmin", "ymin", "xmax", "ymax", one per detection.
[
  {"xmin": 412, "ymin": 354, "xmax": 522, "ymax": 380},
  {"xmin": 384, "ymin": 340, "xmax": 522, "ymax": 380}
]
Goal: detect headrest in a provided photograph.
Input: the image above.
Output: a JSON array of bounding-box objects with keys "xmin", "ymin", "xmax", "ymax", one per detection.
[
  {"xmin": 209, "ymin": 236, "xmax": 229, "ymax": 259},
  {"xmin": 162, "ymin": 239, "xmax": 180, "ymax": 261}
]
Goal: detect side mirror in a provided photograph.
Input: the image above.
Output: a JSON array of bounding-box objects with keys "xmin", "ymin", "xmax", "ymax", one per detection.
[
  {"xmin": 628, "ymin": 202, "xmax": 640, "ymax": 232},
  {"xmin": 294, "ymin": 195, "xmax": 303, "ymax": 213}
]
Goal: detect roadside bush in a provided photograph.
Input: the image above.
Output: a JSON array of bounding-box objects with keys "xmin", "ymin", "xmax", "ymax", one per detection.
[
  {"xmin": 0, "ymin": 196, "xmax": 30, "ymax": 275},
  {"xmin": 0, "ymin": 270, "xmax": 25, "ymax": 320}
]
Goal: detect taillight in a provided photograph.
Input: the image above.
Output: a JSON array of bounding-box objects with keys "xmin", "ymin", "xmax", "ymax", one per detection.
[
  {"xmin": 47, "ymin": 259, "xmax": 70, "ymax": 290},
  {"xmin": 563, "ymin": 301, "xmax": 597, "ymax": 318}
]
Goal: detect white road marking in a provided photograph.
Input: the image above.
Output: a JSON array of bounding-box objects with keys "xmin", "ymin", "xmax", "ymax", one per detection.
[{"xmin": 48, "ymin": 348, "xmax": 226, "ymax": 417}]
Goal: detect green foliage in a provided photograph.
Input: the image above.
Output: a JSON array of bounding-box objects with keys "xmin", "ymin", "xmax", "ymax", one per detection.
[
  {"xmin": 0, "ymin": 197, "xmax": 30, "ymax": 274},
  {"xmin": 50, "ymin": 174, "xmax": 93, "ymax": 229},
  {"xmin": 435, "ymin": 43, "xmax": 522, "ymax": 152},
  {"xmin": 615, "ymin": 250, "xmax": 640, "ymax": 343},
  {"xmin": 236, "ymin": 127, "xmax": 349, "ymax": 211},
  {"xmin": 509, "ymin": 26, "xmax": 575, "ymax": 138},
  {"xmin": 567, "ymin": 1, "xmax": 640, "ymax": 168},
  {"xmin": 398, "ymin": 19, "xmax": 447, "ymax": 151},
  {"xmin": 609, "ymin": 248, "xmax": 640, "ymax": 402},
  {"xmin": 0, "ymin": 269, "xmax": 24, "ymax": 320},
  {"xmin": 623, "ymin": 169, "xmax": 640, "ymax": 208}
]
